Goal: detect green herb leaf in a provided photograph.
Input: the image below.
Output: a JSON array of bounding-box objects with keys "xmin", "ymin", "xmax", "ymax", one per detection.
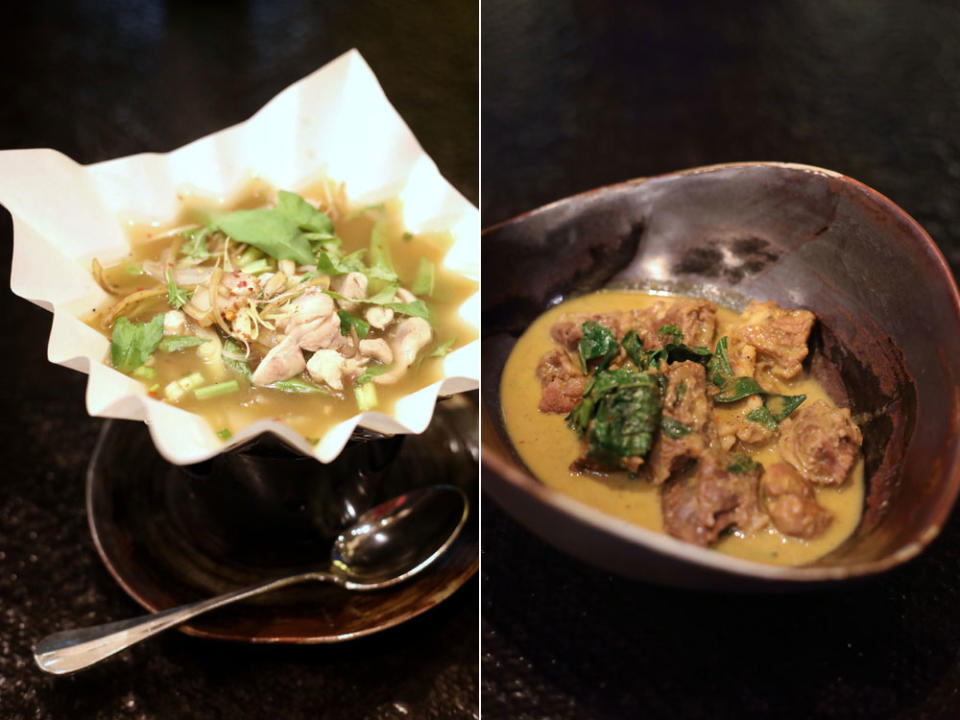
[
  {"xmin": 577, "ymin": 321, "xmax": 619, "ymax": 373},
  {"xmin": 621, "ymin": 330, "xmax": 648, "ymax": 369},
  {"xmin": 366, "ymin": 282, "xmax": 399, "ymax": 304},
  {"xmin": 338, "ymin": 309, "xmax": 371, "ymax": 339},
  {"xmin": 746, "ymin": 406, "xmax": 779, "ymax": 432},
  {"xmin": 181, "ymin": 227, "xmax": 213, "ymax": 259},
  {"xmin": 214, "ymin": 209, "xmax": 315, "ymax": 265},
  {"xmin": 110, "ymin": 314, "xmax": 165, "ymax": 373},
  {"xmin": 355, "ymin": 363, "xmax": 394, "ymax": 385},
  {"xmin": 269, "ymin": 378, "xmax": 329, "ymax": 394},
  {"xmin": 661, "ymin": 416, "xmax": 692, "ymax": 439},
  {"xmin": 316, "ymin": 248, "xmax": 368, "ymax": 277},
  {"xmin": 158, "ymin": 335, "xmax": 209, "ymax": 353},
  {"xmin": 430, "ymin": 338, "xmax": 456, "ymax": 357},
  {"xmin": 324, "ymin": 289, "xmax": 431, "ymax": 320},
  {"xmin": 727, "ymin": 454, "xmax": 761, "ymax": 474},
  {"xmin": 166, "ymin": 269, "xmax": 190, "ymax": 310},
  {"xmin": 658, "ymin": 324, "xmax": 683, "ymax": 344},
  {"xmin": 368, "ymin": 218, "xmax": 395, "ymax": 280},
  {"xmin": 707, "ymin": 336, "xmax": 733, "ymax": 387},
  {"xmin": 765, "ymin": 393, "xmax": 807, "ymax": 422},
  {"xmin": 275, "ymin": 190, "xmax": 334, "ymax": 234},
  {"xmin": 217, "ymin": 428, "xmax": 233, "ymax": 440},
  {"xmin": 566, "ymin": 369, "xmax": 662, "ymax": 462},
  {"xmin": 222, "ymin": 340, "xmax": 251, "ymax": 381},
  {"xmin": 412, "ymin": 258, "xmax": 435, "ymax": 296},
  {"xmin": 714, "ymin": 376, "xmax": 766, "ymax": 403}
]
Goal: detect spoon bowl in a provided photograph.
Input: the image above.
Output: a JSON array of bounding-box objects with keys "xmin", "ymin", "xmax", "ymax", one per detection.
[{"xmin": 35, "ymin": 484, "xmax": 468, "ymax": 674}]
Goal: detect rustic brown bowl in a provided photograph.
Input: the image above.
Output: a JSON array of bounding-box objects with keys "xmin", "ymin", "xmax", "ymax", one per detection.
[{"xmin": 481, "ymin": 162, "xmax": 960, "ymax": 589}]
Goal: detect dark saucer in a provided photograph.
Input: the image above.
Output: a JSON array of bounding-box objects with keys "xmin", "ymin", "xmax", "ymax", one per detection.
[{"xmin": 86, "ymin": 394, "xmax": 478, "ymax": 643}]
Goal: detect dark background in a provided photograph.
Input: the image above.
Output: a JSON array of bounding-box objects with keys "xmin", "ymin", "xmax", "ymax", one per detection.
[
  {"xmin": 0, "ymin": 2, "xmax": 477, "ymax": 719},
  {"xmin": 482, "ymin": 2, "xmax": 960, "ymax": 719}
]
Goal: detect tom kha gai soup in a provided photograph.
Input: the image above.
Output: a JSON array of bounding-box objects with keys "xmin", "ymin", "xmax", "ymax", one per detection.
[
  {"xmin": 500, "ymin": 291, "xmax": 864, "ymax": 566},
  {"xmin": 87, "ymin": 179, "xmax": 477, "ymax": 443}
]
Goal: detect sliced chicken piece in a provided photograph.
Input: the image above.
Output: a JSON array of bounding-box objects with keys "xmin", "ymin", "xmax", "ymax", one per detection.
[
  {"xmin": 332, "ymin": 272, "xmax": 368, "ymax": 311},
  {"xmin": 359, "ymin": 338, "xmax": 393, "ymax": 364},
  {"xmin": 251, "ymin": 335, "xmax": 306, "ymax": 386},
  {"xmin": 293, "ymin": 313, "xmax": 345, "ymax": 352},
  {"xmin": 163, "ymin": 311, "xmax": 186, "ymax": 336},
  {"xmin": 365, "ymin": 305, "xmax": 395, "ymax": 330},
  {"xmin": 276, "ymin": 288, "xmax": 335, "ymax": 333},
  {"xmin": 373, "ymin": 317, "xmax": 433, "ymax": 385},
  {"xmin": 306, "ymin": 349, "xmax": 345, "ymax": 391}
]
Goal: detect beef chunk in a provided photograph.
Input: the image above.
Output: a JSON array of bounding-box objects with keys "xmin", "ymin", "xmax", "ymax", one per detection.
[
  {"xmin": 661, "ymin": 452, "xmax": 767, "ymax": 547},
  {"xmin": 550, "ymin": 313, "xmax": 624, "ymax": 351},
  {"xmin": 536, "ymin": 349, "xmax": 587, "ymax": 413},
  {"xmin": 649, "ymin": 362, "xmax": 710, "ymax": 484},
  {"xmin": 653, "ymin": 298, "xmax": 718, "ymax": 348},
  {"xmin": 778, "ymin": 399, "xmax": 862, "ymax": 485},
  {"xmin": 760, "ymin": 463, "xmax": 833, "ymax": 539},
  {"xmin": 714, "ymin": 394, "xmax": 777, "ymax": 451},
  {"xmin": 734, "ymin": 300, "xmax": 815, "ymax": 379}
]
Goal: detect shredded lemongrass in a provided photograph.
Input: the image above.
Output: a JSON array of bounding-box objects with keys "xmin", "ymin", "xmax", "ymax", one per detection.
[
  {"xmin": 102, "ymin": 286, "xmax": 168, "ymax": 327},
  {"xmin": 91, "ymin": 258, "xmax": 121, "ymax": 295}
]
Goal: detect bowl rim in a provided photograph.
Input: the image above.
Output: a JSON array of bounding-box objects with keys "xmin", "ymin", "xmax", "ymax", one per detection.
[{"xmin": 481, "ymin": 160, "xmax": 960, "ymax": 582}]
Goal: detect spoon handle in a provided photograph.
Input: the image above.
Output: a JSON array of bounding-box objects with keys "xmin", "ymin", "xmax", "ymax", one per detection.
[{"xmin": 34, "ymin": 571, "xmax": 332, "ymax": 674}]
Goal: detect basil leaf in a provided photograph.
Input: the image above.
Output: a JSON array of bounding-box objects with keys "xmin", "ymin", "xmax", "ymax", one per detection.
[
  {"xmin": 158, "ymin": 335, "xmax": 209, "ymax": 353},
  {"xmin": 766, "ymin": 393, "xmax": 807, "ymax": 422},
  {"xmin": 338, "ymin": 309, "xmax": 370, "ymax": 339},
  {"xmin": 661, "ymin": 416, "xmax": 692, "ymax": 439},
  {"xmin": 166, "ymin": 269, "xmax": 190, "ymax": 310},
  {"xmin": 621, "ymin": 330, "xmax": 649, "ymax": 369},
  {"xmin": 316, "ymin": 248, "xmax": 368, "ymax": 276},
  {"xmin": 746, "ymin": 405, "xmax": 779, "ymax": 432},
  {"xmin": 658, "ymin": 324, "xmax": 683, "ymax": 344},
  {"xmin": 714, "ymin": 376, "xmax": 766, "ymax": 403},
  {"xmin": 727, "ymin": 454, "xmax": 761, "ymax": 474},
  {"xmin": 269, "ymin": 378, "xmax": 329, "ymax": 394},
  {"xmin": 214, "ymin": 209, "xmax": 314, "ymax": 266},
  {"xmin": 707, "ymin": 336, "xmax": 733, "ymax": 387},
  {"xmin": 577, "ymin": 321, "xmax": 619, "ymax": 373},
  {"xmin": 110, "ymin": 314, "xmax": 164, "ymax": 373},
  {"xmin": 566, "ymin": 369, "xmax": 662, "ymax": 461},
  {"xmin": 275, "ymin": 190, "xmax": 334, "ymax": 234},
  {"xmin": 356, "ymin": 363, "xmax": 394, "ymax": 385}
]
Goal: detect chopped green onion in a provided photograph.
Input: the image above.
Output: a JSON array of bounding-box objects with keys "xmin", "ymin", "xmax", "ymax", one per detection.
[
  {"xmin": 217, "ymin": 428, "xmax": 233, "ymax": 440},
  {"xmin": 355, "ymin": 382, "xmax": 378, "ymax": 411},
  {"xmin": 269, "ymin": 378, "xmax": 328, "ymax": 394},
  {"xmin": 411, "ymin": 258, "xmax": 435, "ymax": 296},
  {"xmin": 430, "ymin": 338, "xmax": 456, "ymax": 357},
  {"xmin": 194, "ymin": 380, "xmax": 240, "ymax": 400},
  {"xmin": 133, "ymin": 366, "xmax": 157, "ymax": 380},
  {"xmin": 235, "ymin": 246, "xmax": 264, "ymax": 267},
  {"xmin": 240, "ymin": 258, "xmax": 272, "ymax": 275}
]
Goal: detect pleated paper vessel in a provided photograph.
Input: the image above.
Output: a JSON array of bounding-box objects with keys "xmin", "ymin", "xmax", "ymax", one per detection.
[{"xmin": 0, "ymin": 49, "xmax": 479, "ymax": 465}]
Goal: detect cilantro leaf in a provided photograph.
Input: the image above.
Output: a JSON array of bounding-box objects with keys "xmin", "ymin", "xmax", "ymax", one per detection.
[
  {"xmin": 110, "ymin": 315, "xmax": 164, "ymax": 373},
  {"xmin": 181, "ymin": 227, "xmax": 212, "ymax": 259},
  {"xmin": 166, "ymin": 269, "xmax": 190, "ymax": 310}
]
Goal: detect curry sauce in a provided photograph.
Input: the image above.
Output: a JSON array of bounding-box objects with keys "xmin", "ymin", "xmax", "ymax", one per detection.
[{"xmin": 500, "ymin": 291, "xmax": 864, "ymax": 566}]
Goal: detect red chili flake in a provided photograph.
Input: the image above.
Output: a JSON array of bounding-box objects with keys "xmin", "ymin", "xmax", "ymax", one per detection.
[{"xmin": 148, "ymin": 391, "xmax": 159, "ymax": 398}]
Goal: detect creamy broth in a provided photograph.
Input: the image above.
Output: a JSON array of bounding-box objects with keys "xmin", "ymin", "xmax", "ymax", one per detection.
[
  {"xmin": 500, "ymin": 291, "xmax": 864, "ymax": 566},
  {"xmin": 87, "ymin": 179, "xmax": 477, "ymax": 441}
]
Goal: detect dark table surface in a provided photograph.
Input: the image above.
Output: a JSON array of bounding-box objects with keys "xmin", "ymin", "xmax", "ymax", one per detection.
[
  {"xmin": 0, "ymin": 2, "xmax": 477, "ymax": 719},
  {"xmin": 482, "ymin": 2, "xmax": 960, "ymax": 719}
]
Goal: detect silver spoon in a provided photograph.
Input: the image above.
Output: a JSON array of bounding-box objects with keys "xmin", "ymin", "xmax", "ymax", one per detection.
[{"xmin": 35, "ymin": 484, "xmax": 469, "ymax": 675}]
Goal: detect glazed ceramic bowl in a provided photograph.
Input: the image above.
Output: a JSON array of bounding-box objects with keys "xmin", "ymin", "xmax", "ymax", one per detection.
[{"xmin": 481, "ymin": 162, "xmax": 960, "ymax": 590}]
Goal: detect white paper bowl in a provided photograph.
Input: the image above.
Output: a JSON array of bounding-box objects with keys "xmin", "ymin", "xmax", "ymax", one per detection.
[{"xmin": 0, "ymin": 49, "xmax": 479, "ymax": 465}]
